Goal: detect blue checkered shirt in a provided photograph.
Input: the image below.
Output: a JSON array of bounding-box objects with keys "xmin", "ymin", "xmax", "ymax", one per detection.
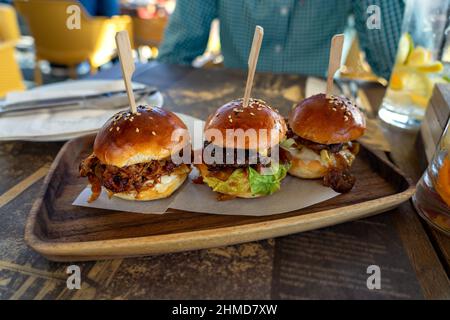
[{"xmin": 158, "ymin": 0, "xmax": 404, "ymax": 79}]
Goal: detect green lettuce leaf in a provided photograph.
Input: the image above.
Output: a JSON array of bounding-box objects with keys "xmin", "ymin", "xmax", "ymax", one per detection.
[
  {"xmin": 280, "ymin": 138, "xmax": 296, "ymax": 149},
  {"xmin": 248, "ymin": 163, "xmax": 290, "ymax": 195},
  {"xmin": 202, "ymin": 163, "xmax": 290, "ymax": 197},
  {"xmin": 203, "ymin": 168, "xmax": 251, "ymax": 195}
]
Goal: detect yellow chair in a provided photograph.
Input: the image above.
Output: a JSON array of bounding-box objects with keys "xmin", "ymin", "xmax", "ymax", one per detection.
[
  {"xmin": 0, "ymin": 3, "xmax": 21, "ymax": 43},
  {"xmin": 14, "ymin": 0, "xmax": 133, "ymax": 84},
  {"xmin": 0, "ymin": 4, "xmax": 25, "ymax": 98},
  {"xmin": 133, "ymin": 16, "xmax": 167, "ymax": 48},
  {"xmin": 132, "ymin": 16, "xmax": 167, "ymax": 60},
  {"xmin": 0, "ymin": 41, "xmax": 25, "ymax": 98}
]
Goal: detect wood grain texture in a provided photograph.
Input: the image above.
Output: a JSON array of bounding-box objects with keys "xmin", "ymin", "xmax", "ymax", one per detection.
[
  {"xmin": 369, "ymin": 83, "xmax": 450, "ymax": 298},
  {"xmin": 392, "ymin": 203, "xmax": 450, "ymax": 299},
  {"xmin": 326, "ymin": 34, "xmax": 344, "ymax": 97},
  {"xmin": 415, "ymin": 84, "xmax": 450, "ymax": 282},
  {"xmin": 243, "ymin": 26, "xmax": 264, "ymax": 107},
  {"xmin": 0, "ymin": 165, "xmax": 49, "ymax": 208},
  {"xmin": 25, "ymin": 133, "xmax": 414, "ymax": 261},
  {"xmin": 115, "ymin": 31, "xmax": 137, "ymax": 114},
  {"xmin": 421, "ymin": 84, "xmax": 450, "ymax": 161},
  {"xmin": 429, "ymin": 84, "xmax": 450, "ymax": 130}
]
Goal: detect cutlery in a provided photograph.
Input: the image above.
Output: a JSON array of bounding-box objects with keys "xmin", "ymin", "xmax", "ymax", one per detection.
[{"xmin": 0, "ymin": 87, "xmax": 156, "ymax": 116}]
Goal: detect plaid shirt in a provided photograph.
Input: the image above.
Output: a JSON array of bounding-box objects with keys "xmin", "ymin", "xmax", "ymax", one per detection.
[{"xmin": 158, "ymin": 0, "xmax": 404, "ymax": 79}]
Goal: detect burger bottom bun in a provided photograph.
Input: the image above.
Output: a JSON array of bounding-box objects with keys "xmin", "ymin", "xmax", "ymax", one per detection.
[
  {"xmin": 112, "ymin": 171, "xmax": 189, "ymax": 201},
  {"xmin": 232, "ymin": 191, "xmax": 264, "ymax": 199},
  {"xmin": 288, "ymin": 157, "xmax": 328, "ymax": 179}
]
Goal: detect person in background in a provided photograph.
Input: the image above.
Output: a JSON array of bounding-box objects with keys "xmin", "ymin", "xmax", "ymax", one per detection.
[
  {"xmin": 158, "ymin": 0, "xmax": 404, "ymax": 80},
  {"xmin": 78, "ymin": 0, "xmax": 119, "ymax": 17}
]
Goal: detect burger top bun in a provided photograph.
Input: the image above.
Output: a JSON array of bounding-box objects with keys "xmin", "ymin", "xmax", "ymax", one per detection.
[
  {"xmin": 204, "ymin": 98, "xmax": 287, "ymax": 150},
  {"xmin": 94, "ymin": 106, "xmax": 190, "ymax": 167},
  {"xmin": 289, "ymin": 93, "xmax": 366, "ymax": 144}
]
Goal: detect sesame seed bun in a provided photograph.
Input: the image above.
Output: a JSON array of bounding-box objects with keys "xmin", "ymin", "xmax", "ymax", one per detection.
[
  {"xmin": 289, "ymin": 94, "xmax": 366, "ymax": 144},
  {"xmin": 204, "ymin": 99, "xmax": 287, "ymax": 150},
  {"xmin": 93, "ymin": 106, "xmax": 190, "ymax": 167}
]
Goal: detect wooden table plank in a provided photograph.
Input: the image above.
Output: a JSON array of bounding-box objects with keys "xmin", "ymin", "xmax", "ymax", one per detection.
[
  {"xmin": 428, "ymin": 232, "xmax": 450, "ymax": 275},
  {"xmin": 0, "ymin": 164, "xmax": 49, "ymax": 209}
]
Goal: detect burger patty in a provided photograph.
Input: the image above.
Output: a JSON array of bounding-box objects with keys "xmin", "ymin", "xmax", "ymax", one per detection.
[
  {"xmin": 80, "ymin": 154, "xmax": 183, "ymax": 201},
  {"xmin": 202, "ymin": 140, "xmax": 290, "ymax": 172},
  {"xmin": 286, "ymin": 128, "xmax": 345, "ymax": 153}
]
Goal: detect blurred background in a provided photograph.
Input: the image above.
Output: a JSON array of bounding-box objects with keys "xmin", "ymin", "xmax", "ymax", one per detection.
[
  {"xmin": 0, "ymin": 0, "xmax": 176, "ymax": 94},
  {"xmin": 0, "ymin": 0, "xmax": 386, "ymax": 96}
]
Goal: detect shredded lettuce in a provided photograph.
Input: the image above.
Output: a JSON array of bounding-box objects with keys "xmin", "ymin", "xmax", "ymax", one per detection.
[
  {"xmin": 203, "ymin": 169, "xmax": 251, "ymax": 195},
  {"xmin": 280, "ymin": 138, "xmax": 296, "ymax": 149},
  {"xmin": 202, "ymin": 163, "xmax": 290, "ymax": 197}
]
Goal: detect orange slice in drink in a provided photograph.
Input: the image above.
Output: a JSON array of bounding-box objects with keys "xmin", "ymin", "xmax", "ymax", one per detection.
[
  {"xmin": 390, "ymin": 71, "xmax": 404, "ymax": 90},
  {"xmin": 436, "ymin": 157, "xmax": 450, "ymax": 207},
  {"xmin": 408, "ymin": 46, "xmax": 432, "ymax": 66}
]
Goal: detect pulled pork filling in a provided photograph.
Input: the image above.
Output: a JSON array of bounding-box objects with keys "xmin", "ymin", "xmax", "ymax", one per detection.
[
  {"xmin": 79, "ymin": 154, "xmax": 185, "ymax": 202},
  {"xmin": 286, "ymin": 128, "xmax": 349, "ymax": 153},
  {"xmin": 285, "ymin": 128, "xmax": 359, "ymax": 193}
]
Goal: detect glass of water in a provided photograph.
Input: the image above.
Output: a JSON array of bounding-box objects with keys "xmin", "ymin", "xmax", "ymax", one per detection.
[
  {"xmin": 413, "ymin": 119, "xmax": 450, "ymax": 235},
  {"xmin": 378, "ymin": 0, "xmax": 450, "ymax": 129}
]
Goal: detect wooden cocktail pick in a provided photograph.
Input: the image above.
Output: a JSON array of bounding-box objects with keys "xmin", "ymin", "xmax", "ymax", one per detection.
[
  {"xmin": 115, "ymin": 31, "xmax": 137, "ymax": 114},
  {"xmin": 326, "ymin": 34, "xmax": 344, "ymax": 98},
  {"xmin": 243, "ymin": 26, "xmax": 264, "ymax": 108}
]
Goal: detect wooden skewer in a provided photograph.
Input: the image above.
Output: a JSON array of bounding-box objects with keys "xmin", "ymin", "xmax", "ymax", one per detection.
[
  {"xmin": 326, "ymin": 34, "xmax": 344, "ymax": 98},
  {"xmin": 115, "ymin": 31, "xmax": 137, "ymax": 114},
  {"xmin": 243, "ymin": 26, "xmax": 264, "ymax": 108}
]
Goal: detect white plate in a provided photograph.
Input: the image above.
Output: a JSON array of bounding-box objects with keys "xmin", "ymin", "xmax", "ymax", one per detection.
[
  {"xmin": 0, "ymin": 80, "xmax": 164, "ymax": 142},
  {"xmin": 6, "ymin": 112, "xmax": 201, "ymax": 143}
]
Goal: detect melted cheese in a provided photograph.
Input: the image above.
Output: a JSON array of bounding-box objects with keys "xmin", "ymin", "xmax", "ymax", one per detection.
[{"xmin": 287, "ymin": 146, "xmax": 355, "ymax": 168}]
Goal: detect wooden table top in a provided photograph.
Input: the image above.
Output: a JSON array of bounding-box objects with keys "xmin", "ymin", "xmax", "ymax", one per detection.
[{"xmin": 0, "ymin": 62, "xmax": 449, "ymax": 299}]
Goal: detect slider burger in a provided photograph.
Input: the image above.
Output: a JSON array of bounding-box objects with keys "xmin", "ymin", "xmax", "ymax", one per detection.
[
  {"xmin": 284, "ymin": 93, "xmax": 366, "ymax": 193},
  {"xmin": 79, "ymin": 105, "xmax": 191, "ymax": 202},
  {"xmin": 195, "ymin": 98, "xmax": 290, "ymax": 199}
]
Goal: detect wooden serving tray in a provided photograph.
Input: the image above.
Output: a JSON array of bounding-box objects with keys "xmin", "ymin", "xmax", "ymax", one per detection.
[{"xmin": 25, "ymin": 134, "xmax": 415, "ymax": 262}]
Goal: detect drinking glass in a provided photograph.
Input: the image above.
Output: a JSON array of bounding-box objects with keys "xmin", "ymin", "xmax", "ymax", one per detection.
[
  {"xmin": 413, "ymin": 119, "xmax": 450, "ymax": 235},
  {"xmin": 378, "ymin": 0, "xmax": 450, "ymax": 129}
]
